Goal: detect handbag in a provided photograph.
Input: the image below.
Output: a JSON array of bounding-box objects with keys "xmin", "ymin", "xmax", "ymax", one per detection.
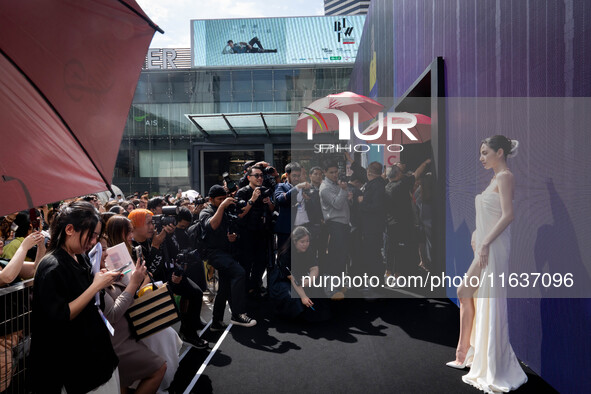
[{"xmin": 126, "ymin": 274, "xmax": 180, "ymax": 340}]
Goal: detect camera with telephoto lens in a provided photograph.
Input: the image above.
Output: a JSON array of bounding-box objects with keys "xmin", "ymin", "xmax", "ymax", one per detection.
[
  {"xmin": 152, "ymin": 206, "xmax": 178, "ymax": 232},
  {"xmin": 222, "ymin": 172, "xmax": 238, "ymax": 193},
  {"xmin": 224, "ymin": 198, "xmax": 247, "ymax": 235},
  {"xmin": 262, "ymin": 166, "xmax": 277, "ymax": 190}
]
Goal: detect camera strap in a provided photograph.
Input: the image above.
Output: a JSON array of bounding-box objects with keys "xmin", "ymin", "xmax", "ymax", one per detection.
[{"xmin": 145, "ymin": 270, "xmax": 159, "ymax": 290}]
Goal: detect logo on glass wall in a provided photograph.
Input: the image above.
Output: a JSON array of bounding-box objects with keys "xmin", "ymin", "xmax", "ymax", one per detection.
[
  {"xmin": 302, "ymin": 107, "xmax": 328, "ymax": 132},
  {"xmin": 334, "ymin": 18, "xmax": 355, "ymax": 44},
  {"xmin": 304, "ymin": 110, "xmax": 418, "ymax": 141},
  {"xmin": 134, "ymin": 115, "xmax": 158, "ymax": 126},
  {"xmin": 301, "ymin": 109, "xmax": 420, "ymax": 154}
]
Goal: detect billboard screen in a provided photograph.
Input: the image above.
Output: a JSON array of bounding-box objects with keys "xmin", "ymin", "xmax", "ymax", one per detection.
[{"xmin": 192, "ymin": 15, "xmax": 365, "ymax": 67}]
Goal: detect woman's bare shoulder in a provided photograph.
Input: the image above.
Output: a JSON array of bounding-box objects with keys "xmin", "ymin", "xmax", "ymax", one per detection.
[{"xmin": 496, "ymin": 169, "xmax": 514, "ymax": 183}]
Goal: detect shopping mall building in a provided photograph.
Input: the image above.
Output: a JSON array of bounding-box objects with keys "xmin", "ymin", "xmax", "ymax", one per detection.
[{"xmin": 113, "ymin": 15, "xmax": 364, "ymax": 196}]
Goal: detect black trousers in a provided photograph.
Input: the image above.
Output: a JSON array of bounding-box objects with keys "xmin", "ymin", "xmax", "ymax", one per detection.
[
  {"xmin": 169, "ymin": 275, "xmax": 203, "ymax": 334},
  {"xmin": 386, "ymin": 223, "xmax": 419, "ymax": 276},
  {"xmin": 361, "ymin": 228, "xmax": 386, "ymax": 278},
  {"xmin": 325, "ymin": 221, "xmax": 350, "ymax": 277},
  {"xmin": 207, "ymin": 250, "xmax": 247, "ymax": 321},
  {"xmin": 238, "ymin": 230, "xmax": 270, "ymax": 292},
  {"xmin": 303, "ymin": 222, "xmax": 324, "ymax": 262}
]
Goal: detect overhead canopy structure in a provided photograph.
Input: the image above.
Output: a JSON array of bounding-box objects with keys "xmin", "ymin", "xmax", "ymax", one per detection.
[
  {"xmin": 0, "ymin": 0, "xmax": 161, "ymax": 216},
  {"xmin": 185, "ymin": 112, "xmax": 299, "ymax": 138}
]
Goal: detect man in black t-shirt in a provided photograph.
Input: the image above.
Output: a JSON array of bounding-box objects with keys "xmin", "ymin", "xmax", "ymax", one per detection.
[
  {"xmin": 385, "ymin": 159, "xmax": 430, "ymax": 277},
  {"xmin": 235, "ymin": 165, "xmax": 275, "ymax": 297},
  {"xmin": 199, "ymin": 185, "xmax": 256, "ymax": 329}
]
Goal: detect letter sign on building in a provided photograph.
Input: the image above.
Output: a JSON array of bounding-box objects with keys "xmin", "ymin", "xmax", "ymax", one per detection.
[{"xmin": 147, "ymin": 49, "xmax": 178, "ymax": 69}]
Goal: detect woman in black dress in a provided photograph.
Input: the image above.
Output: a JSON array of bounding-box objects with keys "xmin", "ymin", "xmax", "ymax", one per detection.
[{"xmin": 31, "ymin": 201, "xmax": 122, "ymax": 393}]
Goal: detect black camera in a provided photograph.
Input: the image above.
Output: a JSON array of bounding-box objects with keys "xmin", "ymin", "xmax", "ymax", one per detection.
[
  {"xmin": 173, "ymin": 252, "xmax": 187, "ymax": 276},
  {"xmin": 262, "ymin": 166, "xmax": 277, "ymax": 190},
  {"xmin": 338, "ymin": 172, "xmax": 349, "ymax": 183},
  {"xmin": 222, "ymin": 172, "xmax": 238, "ymax": 193},
  {"xmin": 302, "ymin": 188, "xmax": 318, "ymax": 197},
  {"xmin": 173, "ymin": 248, "xmax": 200, "ymax": 277},
  {"xmin": 225, "ymin": 199, "xmax": 247, "ymax": 217},
  {"xmin": 258, "ymin": 186, "xmax": 273, "ymax": 200},
  {"xmin": 152, "ymin": 205, "xmax": 178, "ymax": 232},
  {"xmin": 224, "ymin": 199, "xmax": 246, "ymax": 236},
  {"xmin": 195, "ymin": 197, "xmax": 207, "ymax": 205}
]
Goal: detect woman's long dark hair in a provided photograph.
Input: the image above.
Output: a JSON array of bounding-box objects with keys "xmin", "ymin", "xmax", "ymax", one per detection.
[
  {"xmin": 48, "ymin": 201, "xmax": 100, "ymax": 254},
  {"xmin": 105, "ymin": 215, "xmax": 133, "ymax": 254},
  {"xmin": 278, "ymin": 226, "xmax": 311, "ymax": 257}
]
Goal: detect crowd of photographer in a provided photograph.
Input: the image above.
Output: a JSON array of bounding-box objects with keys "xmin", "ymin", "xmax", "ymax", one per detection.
[{"xmin": 0, "ymin": 154, "xmax": 433, "ymax": 392}]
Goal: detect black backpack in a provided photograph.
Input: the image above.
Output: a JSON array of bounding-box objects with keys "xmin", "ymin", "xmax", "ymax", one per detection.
[{"xmin": 187, "ymin": 220, "xmax": 206, "ymax": 254}]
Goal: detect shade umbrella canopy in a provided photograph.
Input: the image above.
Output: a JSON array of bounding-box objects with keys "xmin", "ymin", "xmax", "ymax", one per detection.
[
  {"xmin": 182, "ymin": 190, "xmax": 201, "ymax": 203},
  {"xmin": 294, "ymin": 91, "xmax": 384, "ymax": 134},
  {"xmin": 361, "ymin": 113, "xmax": 431, "ymax": 145},
  {"xmin": 0, "ymin": 0, "xmax": 161, "ymax": 216}
]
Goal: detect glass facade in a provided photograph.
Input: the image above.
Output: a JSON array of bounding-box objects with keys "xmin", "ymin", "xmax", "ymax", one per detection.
[{"xmin": 114, "ymin": 66, "xmax": 352, "ymax": 195}]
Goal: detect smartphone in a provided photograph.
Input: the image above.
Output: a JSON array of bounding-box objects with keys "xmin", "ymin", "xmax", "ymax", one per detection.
[
  {"xmin": 134, "ymin": 245, "xmax": 143, "ymax": 262},
  {"xmin": 111, "ymin": 261, "xmax": 131, "ymax": 273},
  {"xmin": 29, "ymin": 208, "xmax": 40, "ymax": 231}
]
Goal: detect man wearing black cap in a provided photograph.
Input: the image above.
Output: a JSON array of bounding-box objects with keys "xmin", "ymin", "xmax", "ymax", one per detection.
[
  {"xmin": 199, "ymin": 185, "xmax": 257, "ymax": 329},
  {"xmin": 147, "ymin": 197, "xmax": 165, "ymax": 215}
]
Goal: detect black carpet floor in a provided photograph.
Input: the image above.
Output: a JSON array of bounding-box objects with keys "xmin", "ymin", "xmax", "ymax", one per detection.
[{"xmin": 172, "ymin": 291, "xmax": 556, "ymax": 394}]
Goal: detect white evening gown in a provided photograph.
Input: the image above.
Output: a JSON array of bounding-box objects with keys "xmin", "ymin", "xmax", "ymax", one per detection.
[{"xmin": 462, "ymin": 179, "xmax": 528, "ymax": 393}]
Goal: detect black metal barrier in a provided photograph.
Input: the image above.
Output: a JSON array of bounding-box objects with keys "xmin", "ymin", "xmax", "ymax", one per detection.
[{"xmin": 0, "ymin": 279, "xmax": 32, "ymax": 393}]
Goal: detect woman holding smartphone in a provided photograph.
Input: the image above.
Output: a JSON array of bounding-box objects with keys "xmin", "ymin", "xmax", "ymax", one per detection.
[
  {"xmin": 31, "ymin": 201, "xmax": 121, "ymax": 393},
  {"xmin": 102, "ymin": 215, "xmax": 167, "ymax": 393}
]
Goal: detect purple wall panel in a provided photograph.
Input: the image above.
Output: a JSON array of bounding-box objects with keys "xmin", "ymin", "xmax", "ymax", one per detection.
[{"xmin": 351, "ymin": 1, "xmax": 591, "ymax": 392}]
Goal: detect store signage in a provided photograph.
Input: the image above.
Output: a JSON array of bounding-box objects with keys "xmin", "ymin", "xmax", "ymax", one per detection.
[
  {"xmin": 146, "ymin": 49, "xmax": 178, "ymax": 69},
  {"xmin": 334, "ymin": 18, "xmax": 355, "ymax": 44}
]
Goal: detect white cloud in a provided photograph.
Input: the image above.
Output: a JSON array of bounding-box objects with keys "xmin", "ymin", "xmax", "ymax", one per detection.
[{"xmin": 137, "ymin": 0, "xmax": 324, "ymax": 48}]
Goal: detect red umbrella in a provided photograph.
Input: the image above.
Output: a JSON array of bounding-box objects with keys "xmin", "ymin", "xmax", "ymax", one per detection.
[
  {"xmin": 361, "ymin": 113, "xmax": 431, "ymax": 145},
  {"xmin": 294, "ymin": 91, "xmax": 384, "ymax": 136},
  {"xmin": 0, "ymin": 0, "xmax": 161, "ymax": 216}
]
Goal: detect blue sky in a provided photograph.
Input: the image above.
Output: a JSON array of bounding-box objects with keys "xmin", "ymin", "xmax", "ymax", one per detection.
[{"xmin": 137, "ymin": 0, "xmax": 325, "ymax": 48}]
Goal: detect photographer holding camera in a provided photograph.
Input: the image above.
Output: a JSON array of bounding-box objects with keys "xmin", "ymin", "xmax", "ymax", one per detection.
[
  {"xmin": 165, "ymin": 206, "xmax": 209, "ymax": 318},
  {"xmin": 274, "ymin": 162, "xmax": 310, "ymax": 251},
  {"xmin": 129, "ymin": 208, "xmax": 209, "ymax": 349},
  {"xmin": 235, "ymin": 165, "xmax": 275, "ymax": 298},
  {"xmin": 199, "ymin": 185, "xmax": 256, "ymax": 329}
]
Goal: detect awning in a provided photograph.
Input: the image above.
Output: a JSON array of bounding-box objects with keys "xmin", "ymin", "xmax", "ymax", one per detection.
[
  {"xmin": 0, "ymin": 0, "xmax": 160, "ymax": 216},
  {"xmin": 185, "ymin": 112, "xmax": 299, "ymax": 138}
]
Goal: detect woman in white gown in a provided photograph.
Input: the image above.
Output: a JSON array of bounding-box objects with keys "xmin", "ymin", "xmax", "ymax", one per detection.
[{"xmin": 446, "ymin": 135, "xmax": 528, "ymax": 393}]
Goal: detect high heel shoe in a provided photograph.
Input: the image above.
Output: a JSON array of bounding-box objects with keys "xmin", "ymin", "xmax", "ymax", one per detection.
[{"xmin": 446, "ymin": 347, "xmax": 474, "ymax": 369}]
